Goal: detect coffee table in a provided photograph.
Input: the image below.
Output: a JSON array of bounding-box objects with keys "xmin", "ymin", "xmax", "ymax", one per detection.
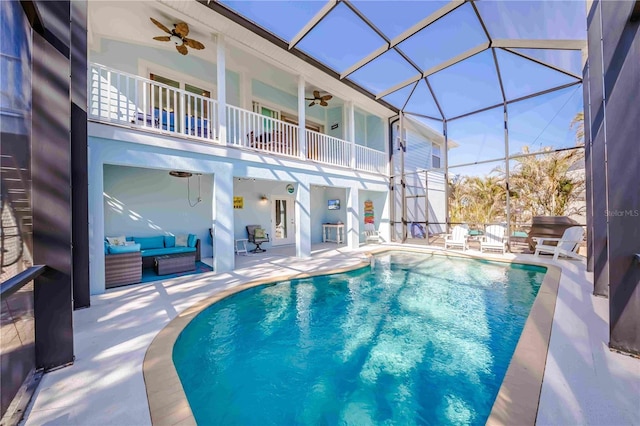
[{"xmin": 154, "ymin": 253, "xmax": 196, "ymax": 275}]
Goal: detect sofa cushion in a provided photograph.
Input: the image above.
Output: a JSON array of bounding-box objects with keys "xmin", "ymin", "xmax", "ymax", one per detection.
[
  {"xmin": 175, "ymin": 234, "xmax": 188, "ymax": 247},
  {"xmin": 140, "ymin": 246, "xmax": 195, "ymax": 258},
  {"xmin": 109, "ymin": 243, "xmax": 141, "ymax": 254},
  {"xmin": 133, "ymin": 236, "xmax": 165, "ymax": 250},
  {"xmin": 104, "ymin": 240, "xmax": 109, "ymax": 254},
  {"xmin": 106, "ymin": 235, "xmax": 126, "ymax": 246},
  {"xmin": 187, "ymin": 234, "xmax": 197, "ymax": 248},
  {"xmin": 164, "ymin": 235, "xmax": 176, "ymax": 248}
]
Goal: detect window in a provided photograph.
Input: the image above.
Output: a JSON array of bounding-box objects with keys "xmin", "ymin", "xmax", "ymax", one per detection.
[
  {"xmin": 150, "ymin": 74, "xmax": 211, "ymax": 118},
  {"xmin": 281, "ymin": 112, "xmax": 323, "ymax": 133},
  {"xmin": 432, "ymin": 143, "xmax": 442, "ymax": 169}
]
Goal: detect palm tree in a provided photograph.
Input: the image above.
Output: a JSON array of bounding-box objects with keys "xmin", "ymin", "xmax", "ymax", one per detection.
[{"xmin": 570, "ymin": 111, "xmax": 584, "ymax": 145}]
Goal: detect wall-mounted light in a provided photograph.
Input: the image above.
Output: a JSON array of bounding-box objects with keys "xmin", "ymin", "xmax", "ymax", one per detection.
[{"xmin": 260, "ymin": 195, "xmax": 268, "ymax": 203}]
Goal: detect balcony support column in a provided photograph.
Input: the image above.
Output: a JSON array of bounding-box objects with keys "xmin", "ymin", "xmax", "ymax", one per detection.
[
  {"xmin": 216, "ymin": 34, "xmax": 227, "ymax": 145},
  {"xmin": 347, "ymin": 101, "xmax": 356, "ymax": 169},
  {"xmin": 347, "ymin": 186, "xmax": 359, "ymax": 249},
  {"xmin": 295, "ymin": 182, "xmax": 311, "ymax": 258},
  {"xmin": 298, "ymin": 76, "xmax": 306, "ymax": 160}
]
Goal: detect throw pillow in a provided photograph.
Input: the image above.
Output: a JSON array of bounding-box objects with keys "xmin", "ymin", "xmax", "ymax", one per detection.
[
  {"xmin": 106, "ymin": 235, "xmax": 126, "ymax": 246},
  {"xmin": 254, "ymin": 228, "xmax": 266, "ymax": 239},
  {"xmin": 164, "ymin": 235, "xmax": 176, "ymax": 248},
  {"xmin": 187, "ymin": 234, "xmax": 197, "ymax": 248},
  {"xmin": 175, "ymin": 234, "xmax": 188, "ymax": 247}
]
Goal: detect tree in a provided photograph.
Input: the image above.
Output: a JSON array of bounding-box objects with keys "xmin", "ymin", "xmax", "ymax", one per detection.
[{"xmin": 570, "ymin": 111, "xmax": 584, "ymax": 145}]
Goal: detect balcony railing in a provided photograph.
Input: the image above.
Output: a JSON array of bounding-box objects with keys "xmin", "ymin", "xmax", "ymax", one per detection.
[
  {"xmin": 89, "ymin": 64, "xmax": 219, "ymax": 141},
  {"xmin": 89, "ymin": 64, "xmax": 388, "ymax": 175},
  {"xmin": 355, "ymin": 145, "xmax": 387, "ymax": 175},
  {"xmin": 226, "ymin": 104, "xmax": 300, "ymax": 158},
  {"xmin": 306, "ymin": 130, "xmax": 351, "ymax": 168}
]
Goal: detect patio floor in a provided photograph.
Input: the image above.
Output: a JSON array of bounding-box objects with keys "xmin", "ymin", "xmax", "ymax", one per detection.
[{"xmin": 21, "ymin": 243, "xmax": 639, "ymax": 425}]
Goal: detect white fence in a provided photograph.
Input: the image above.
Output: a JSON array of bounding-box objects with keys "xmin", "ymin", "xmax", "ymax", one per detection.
[{"xmin": 89, "ymin": 64, "xmax": 219, "ymax": 142}]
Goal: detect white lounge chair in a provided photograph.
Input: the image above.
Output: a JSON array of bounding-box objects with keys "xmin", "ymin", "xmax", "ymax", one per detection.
[
  {"xmin": 534, "ymin": 226, "xmax": 584, "ymax": 260},
  {"xmin": 444, "ymin": 225, "xmax": 469, "ymax": 251},
  {"xmin": 481, "ymin": 225, "xmax": 508, "ymax": 254},
  {"xmin": 363, "ymin": 223, "xmax": 381, "ymax": 243}
]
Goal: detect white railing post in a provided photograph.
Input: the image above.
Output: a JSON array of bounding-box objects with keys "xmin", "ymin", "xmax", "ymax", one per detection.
[
  {"xmin": 298, "ymin": 76, "xmax": 306, "ymax": 161},
  {"xmin": 217, "ymin": 34, "xmax": 227, "ymax": 145},
  {"xmin": 347, "ymin": 101, "xmax": 356, "ymax": 169}
]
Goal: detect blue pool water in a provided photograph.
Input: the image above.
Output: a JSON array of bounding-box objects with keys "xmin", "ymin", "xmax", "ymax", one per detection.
[{"xmin": 173, "ymin": 252, "xmax": 546, "ymax": 425}]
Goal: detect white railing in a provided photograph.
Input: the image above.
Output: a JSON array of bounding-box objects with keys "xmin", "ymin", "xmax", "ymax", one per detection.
[
  {"xmin": 226, "ymin": 105, "xmax": 299, "ymax": 158},
  {"xmin": 305, "ymin": 130, "xmax": 351, "ymax": 168},
  {"xmin": 88, "ymin": 63, "xmax": 219, "ymax": 142},
  {"xmin": 88, "ymin": 64, "xmax": 389, "ymax": 174},
  {"xmin": 355, "ymin": 144, "xmax": 388, "ymax": 174}
]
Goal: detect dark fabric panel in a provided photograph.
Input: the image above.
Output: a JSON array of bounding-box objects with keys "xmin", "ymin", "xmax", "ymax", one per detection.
[
  {"xmin": 602, "ymin": 6, "xmax": 640, "ymax": 355},
  {"xmin": 34, "ymin": 1, "xmax": 70, "ymax": 58},
  {"xmin": 591, "ymin": 124, "xmax": 608, "ymax": 297},
  {"xmin": 583, "ymin": 64, "xmax": 594, "ymax": 272},
  {"xmin": 71, "ymin": 1, "xmax": 90, "ymax": 309},
  {"xmin": 588, "ymin": 2, "xmax": 605, "ymax": 136},
  {"xmin": 32, "ymin": 29, "xmax": 74, "ymax": 369}
]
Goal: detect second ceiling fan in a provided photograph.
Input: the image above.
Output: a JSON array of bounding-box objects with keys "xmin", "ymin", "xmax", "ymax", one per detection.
[{"xmin": 305, "ymin": 90, "xmax": 333, "ymax": 107}]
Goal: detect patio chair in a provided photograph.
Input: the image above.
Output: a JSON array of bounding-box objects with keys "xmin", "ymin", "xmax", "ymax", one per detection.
[
  {"xmin": 363, "ymin": 223, "xmax": 381, "ymax": 243},
  {"xmin": 246, "ymin": 225, "xmax": 270, "ymax": 253},
  {"xmin": 480, "ymin": 225, "xmax": 508, "ymax": 254},
  {"xmin": 533, "ymin": 226, "xmax": 584, "ymax": 260},
  {"xmin": 444, "ymin": 225, "xmax": 469, "ymax": 251}
]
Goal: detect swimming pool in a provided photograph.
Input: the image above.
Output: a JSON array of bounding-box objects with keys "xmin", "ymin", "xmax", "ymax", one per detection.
[{"xmin": 173, "ymin": 251, "xmax": 546, "ymax": 425}]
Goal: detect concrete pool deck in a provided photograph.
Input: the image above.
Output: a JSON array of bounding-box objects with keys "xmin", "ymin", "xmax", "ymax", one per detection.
[{"xmin": 21, "ymin": 243, "xmax": 640, "ymax": 425}]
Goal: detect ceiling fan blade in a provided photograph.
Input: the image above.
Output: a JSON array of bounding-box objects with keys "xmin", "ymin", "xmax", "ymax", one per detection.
[
  {"xmin": 308, "ymin": 101, "xmax": 315, "ymax": 107},
  {"xmin": 305, "ymin": 97, "xmax": 314, "ymax": 101},
  {"xmin": 174, "ymin": 22, "xmax": 189, "ymax": 38},
  {"xmin": 321, "ymin": 95, "xmax": 333, "ymax": 101},
  {"xmin": 153, "ymin": 36, "xmax": 171, "ymax": 42},
  {"xmin": 176, "ymin": 44, "xmax": 188, "ymax": 55},
  {"xmin": 313, "ymin": 90, "xmax": 320, "ymax": 98},
  {"xmin": 150, "ymin": 17, "xmax": 171, "ymax": 34},
  {"xmin": 320, "ymin": 101, "xmax": 328, "ymax": 107},
  {"xmin": 184, "ymin": 38, "xmax": 205, "ymax": 50}
]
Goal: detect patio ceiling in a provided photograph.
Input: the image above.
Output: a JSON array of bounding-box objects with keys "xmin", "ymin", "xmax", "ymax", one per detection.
[{"xmin": 197, "ymin": 0, "xmax": 587, "ymax": 121}]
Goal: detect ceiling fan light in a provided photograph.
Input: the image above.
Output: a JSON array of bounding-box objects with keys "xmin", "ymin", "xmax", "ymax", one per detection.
[{"xmin": 170, "ymin": 35, "xmax": 184, "ymax": 46}]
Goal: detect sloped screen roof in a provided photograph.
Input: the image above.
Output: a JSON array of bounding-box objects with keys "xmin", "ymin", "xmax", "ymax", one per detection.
[{"xmin": 208, "ymin": 0, "xmax": 586, "ymax": 121}]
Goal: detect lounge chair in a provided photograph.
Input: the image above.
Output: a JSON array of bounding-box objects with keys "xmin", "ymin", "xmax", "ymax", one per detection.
[
  {"xmin": 246, "ymin": 225, "xmax": 270, "ymax": 253},
  {"xmin": 480, "ymin": 225, "xmax": 508, "ymax": 254},
  {"xmin": 533, "ymin": 226, "xmax": 584, "ymax": 260},
  {"xmin": 444, "ymin": 225, "xmax": 469, "ymax": 251},
  {"xmin": 363, "ymin": 223, "xmax": 381, "ymax": 243}
]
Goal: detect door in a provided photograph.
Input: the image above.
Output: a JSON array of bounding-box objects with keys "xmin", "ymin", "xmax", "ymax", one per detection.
[{"xmin": 271, "ymin": 196, "xmax": 295, "ymax": 246}]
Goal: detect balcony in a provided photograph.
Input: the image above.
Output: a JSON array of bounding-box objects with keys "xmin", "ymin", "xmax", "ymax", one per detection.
[{"xmin": 89, "ymin": 64, "xmax": 388, "ymax": 175}]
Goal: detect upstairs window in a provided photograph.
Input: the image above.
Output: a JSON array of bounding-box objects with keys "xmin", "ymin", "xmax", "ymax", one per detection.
[{"xmin": 432, "ymin": 143, "xmax": 442, "ymax": 169}]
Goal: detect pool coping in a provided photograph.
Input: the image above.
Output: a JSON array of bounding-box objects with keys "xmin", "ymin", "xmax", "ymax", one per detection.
[{"xmin": 142, "ymin": 248, "xmax": 561, "ymax": 425}]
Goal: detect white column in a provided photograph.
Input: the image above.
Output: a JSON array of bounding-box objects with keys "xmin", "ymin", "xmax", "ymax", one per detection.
[
  {"xmin": 212, "ymin": 164, "xmax": 234, "ymax": 272},
  {"xmin": 295, "ymin": 182, "xmax": 311, "ymax": 258},
  {"xmin": 298, "ymin": 76, "xmax": 306, "ymax": 160},
  {"xmin": 216, "ymin": 34, "xmax": 227, "ymax": 145},
  {"xmin": 241, "ymin": 72, "xmax": 252, "ymax": 110},
  {"xmin": 347, "ymin": 186, "xmax": 360, "ymax": 248},
  {"xmin": 347, "ymin": 101, "xmax": 356, "ymax": 169}
]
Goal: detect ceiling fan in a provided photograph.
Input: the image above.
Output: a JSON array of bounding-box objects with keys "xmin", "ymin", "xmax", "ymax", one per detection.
[
  {"xmin": 150, "ymin": 17, "xmax": 205, "ymax": 56},
  {"xmin": 305, "ymin": 90, "xmax": 333, "ymax": 107}
]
